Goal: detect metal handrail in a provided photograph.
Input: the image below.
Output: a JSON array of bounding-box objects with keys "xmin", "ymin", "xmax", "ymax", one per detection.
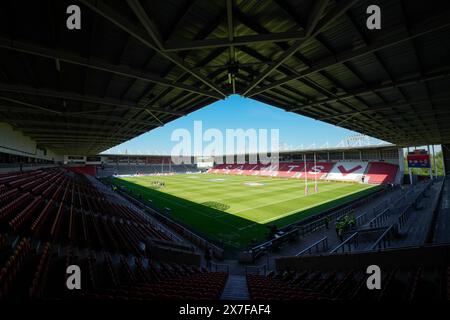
[
  {"xmin": 250, "ymin": 228, "xmax": 299, "ymax": 255},
  {"xmin": 370, "ymin": 224, "xmax": 395, "ymax": 250},
  {"xmin": 211, "ymin": 263, "xmax": 230, "ymax": 273},
  {"xmin": 368, "ymin": 207, "xmax": 390, "ymax": 228},
  {"xmin": 397, "ymin": 206, "xmax": 411, "ymax": 229},
  {"xmin": 296, "ymin": 236, "xmax": 328, "ymax": 256},
  {"xmin": 330, "ymin": 232, "xmax": 359, "ymax": 253},
  {"xmin": 245, "ymin": 264, "xmax": 267, "ymax": 276},
  {"xmin": 294, "ymin": 186, "xmax": 390, "ymax": 237}
]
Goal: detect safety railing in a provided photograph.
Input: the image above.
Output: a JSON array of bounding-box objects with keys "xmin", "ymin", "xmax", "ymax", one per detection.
[
  {"xmin": 245, "ymin": 264, "xmax": 267, "ymax": 276},
  {"xmin": 295, "ymin": 237, "xmax": 328, "ymax": 256},
  {"xmin": 250, "ymin": 228, "xmax": 300, "ymax": 260},
  {"xmin": 330, "ymin": 232, "xmax": 359, "ymax": 254},
  {"xmin": 296, "ymin": 186, "xmax": 391, "ymax": 237},
  {"xmin": 369, "ymin": 225, "xmax": 395, "ymax": 250},
  {"xmin": 211, "ymin": 263, "xmax": 230, "ymax": 273},
  {"xmin": 356, "ymin": 199, "xmax": 388, "ymax": 226},
  {"xmin": 397, "ymin": 206, "xmax": 412, "ymax": 229},
  {"xmin": 368, "ymin": 208, "xmax": 391, "ymax": 228}
]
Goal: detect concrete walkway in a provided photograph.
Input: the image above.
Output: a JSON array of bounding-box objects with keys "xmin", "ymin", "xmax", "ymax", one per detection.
[
  {"xmin": 220, "ymin": 275, "xmax": 250, "ymax": 300},
  {"xmin": 389, "ymin": 181, "xmax": 443, "ymax": 247},
  {"xmin": 432, "ymin": 178, "xmax": 450, "ymax": 244}
]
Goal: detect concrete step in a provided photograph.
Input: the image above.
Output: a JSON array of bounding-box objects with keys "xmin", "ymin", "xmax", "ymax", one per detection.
[{"xmin": 220, "ymin": 275, "xmax": 250, "ymax": 300}]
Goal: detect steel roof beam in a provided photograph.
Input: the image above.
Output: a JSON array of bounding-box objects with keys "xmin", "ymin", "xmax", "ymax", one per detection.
[
  {"xmin": 35, "ymin": 137, "xmax": 123, "ymax": 142},
  {"xmin": 0, "ymin": 99, "xmax": 160, "ymax": 127},
  {"xmin": 21, "ymin": 129, "xmax": 133, "ymax": 137},
  {"xmin": 289, "ymin": 68, "xmax": 450, "ymax": 111},
  {"xmin": 163, "ymin": 30, "xmax": 308, "ymax": 52},
  {"xmin": 242, "ymin": 0, "xmax": 356, "ymax": 96},
  {"xmin": 0, "ymin": 83, "xmax": 185, "ymax": 116},
  {"xmin": 0, "ymin": 36, "xmax": 220, "ymax": 99},
  {"xmin": 3, "ymin": 120, "xmax": 138, "ymax": 131},
  {"xmin": 247, "ymin": 11, "xmax": 450, "ymax": 96},
  {"xmin": 318, "ymin": 97, "xmax": 450, "ymax": 120},
  {"xmin": 80, "ymin": 0, "xmax": 226, "ymax": 98}
]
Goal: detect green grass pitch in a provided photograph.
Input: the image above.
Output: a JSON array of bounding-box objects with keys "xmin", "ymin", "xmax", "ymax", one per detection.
[{"xmin": 106, "ymin": 174, "xmax": 379, "ymax": 249}]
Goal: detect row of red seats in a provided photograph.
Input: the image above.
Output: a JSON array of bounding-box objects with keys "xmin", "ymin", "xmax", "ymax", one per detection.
[
  {"xmin": 247, "ymin": 274, "xmax": 329, "ymax": 300},
  {"xmin": 49, "ymin": 198, "xmax": 65, "ymax": 239},
  {"xmin": 7, "ymin": 170, "xmax": 62, "ymax": 191},
  {"xmin": 0, "ymin": 238, "xmax": 31, "ymax": 299},
  {"xmin": 29, "ymin": 242, "xmax": 52, "ymax": 299},
  {"xmin": 365, "ymin": 162, "xmax": 399, "ymax": 184},
  {"xmin": 9, "ymin": 196, "xmax": 44, "ymax": 233},
  {"xmin": 248, "ymin": 265, "xmax": 449, "ymax": 300},
  {"xmin": 0, "ymin": 233, "xmax": 7, "ymax": 251},
  {"xmin": 0, "ymin": 188, "xmax": 20, "ymax": 206},
  {"xmin": 78, "ymin": 260, "xmax": 226, "ymax": 300},
  {"xmin": 0, "ymin": 233, "xmax": 227, "ymax": 300},
  {"xmin": 30, "ymin": 199, "xmax": 55, "ymax": 235},
  {"xmin": 0, "ymin": 193, "xmax": 33, "ymax": 221},
  {"xmin": 55, "ymin": 175, "xmax": 172, "ymax": 243},
  {"xmin": 0, "ymin": 169, "xmax": 176, "ymax": 255},
  {"xmin": 30, "ymin": 172, "xmax": 65, "ymax": 195},
  {"xmin": 0, "ymin": 170, "xmax": 42, "ymax": 185}
]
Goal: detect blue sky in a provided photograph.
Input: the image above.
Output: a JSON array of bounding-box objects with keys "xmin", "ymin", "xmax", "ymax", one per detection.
[{"xmin": 102, "ymin": 95, "xmax": 387, "ymax": 155}]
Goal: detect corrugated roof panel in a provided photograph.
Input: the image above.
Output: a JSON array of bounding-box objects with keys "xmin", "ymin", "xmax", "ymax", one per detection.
[
  {"xmin": 322, "ymin": 64, "xmax": 363, "ymax": 89},
  {"xmin": 301, "ymin": 38, "xmax": 335, "ymax": 63},
  {"xmin": 414, "ymin": 26, "xmax": 450, "ymax": 71},
  {"xmin": 400, "ymin": 83, "xmax": 429, "ymax": 101},
  {"xmin": 305, "ymin": 73, "xmax": 336, "ymax": 92},
  {"xmin": 378, "ymin": 89, "xmax": 405, "ymax": 102},
  {"xmin": 377, "ymin": 42, "xmax": 421, "ymax": 78},
  {"xmin": 349, "ymin": 54, "xmax": 388, "ymax": 84},
  {"xmin": 319, "ymin": 15, "xmax": 362, "ymax": 53},
  {"xmin": 428, "ymin": 78, "xmax": 450, "ymax": 97}
]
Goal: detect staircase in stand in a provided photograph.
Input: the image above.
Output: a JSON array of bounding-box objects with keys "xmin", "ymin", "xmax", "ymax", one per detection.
[{"xmin": 220, "ymin": 275, "xmax": 250, "ymax": 300}]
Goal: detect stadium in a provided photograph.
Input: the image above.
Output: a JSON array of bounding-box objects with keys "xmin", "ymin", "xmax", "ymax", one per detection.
[{"xmin": 0, "ymin": 0, "xmax": 450, "ymax": 306}]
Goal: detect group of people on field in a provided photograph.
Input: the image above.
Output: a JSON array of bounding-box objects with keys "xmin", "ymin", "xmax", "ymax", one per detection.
[{"xmin": 151, "ymin": 180, "xmax": 165, "ymax": 188}]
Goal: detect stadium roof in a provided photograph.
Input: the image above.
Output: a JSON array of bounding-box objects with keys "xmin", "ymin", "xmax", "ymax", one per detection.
[
  {"xmin": 102, "ymin": 143, "xmax": 398, "ymax": 158},
  {"xmin": 0, "ymin": 0, "xmax": 449, "ymax": 155}
]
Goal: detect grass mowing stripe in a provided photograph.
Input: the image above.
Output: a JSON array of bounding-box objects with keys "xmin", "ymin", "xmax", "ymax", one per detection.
[
  {"xmin": 258, "ymin": 184, "xmax": 375, "ymax": 224},
  {"xmin": 106, "ymin": 174, "xmax": 377, "ymax": 249},
  {"xmin": 231, "ymin": 183, "xmax": 369, "ymax": 215}
]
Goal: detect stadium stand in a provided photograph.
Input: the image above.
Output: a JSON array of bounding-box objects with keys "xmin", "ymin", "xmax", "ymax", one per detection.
[
  {"xmin": 0, "ymin": 237, "xmax": 227, "ymax": 300},
  {"xmin": 0, "ymin": 169, "xmax": 178, "ymax": 254},
  {"xmin": 0, "ymin": 168, "xmax": 229, "ymax": 300},
  {"xmin": 365, "ymin": 162, "xmax": 399, "ymax": 184},
  {"xmin": 248, "ymin": 244, "xmax": 450, "ymax": 300},
  {"xmin": 247, "ymin": 265, "xmax": 448, "ymax": 301},
  {"xmin": 325, "ymin": 162, "xmax": 369, "ymax": 182},
  {"xmin": 208, "ymin": 161, "xmax": 399, "ymax": 184},
  {"xmin": 68, "ymin": 166, "xmax": 97, "ymax": 176},
  {"xmin": 288, "ymin": 179, "xmax": 444, "ymax": 256},
  {"xmin": 209, "ymin": 162, "xmax": 335, "ymax": 179},
  {"xmin": 98, "ymin": 164, "xmax": 199, "ymax": 177}
]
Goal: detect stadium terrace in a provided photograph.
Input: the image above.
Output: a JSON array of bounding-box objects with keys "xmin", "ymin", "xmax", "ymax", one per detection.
[{"xmin": 0, "ymin": 0, "xmax": 450, "ymax": 306}]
